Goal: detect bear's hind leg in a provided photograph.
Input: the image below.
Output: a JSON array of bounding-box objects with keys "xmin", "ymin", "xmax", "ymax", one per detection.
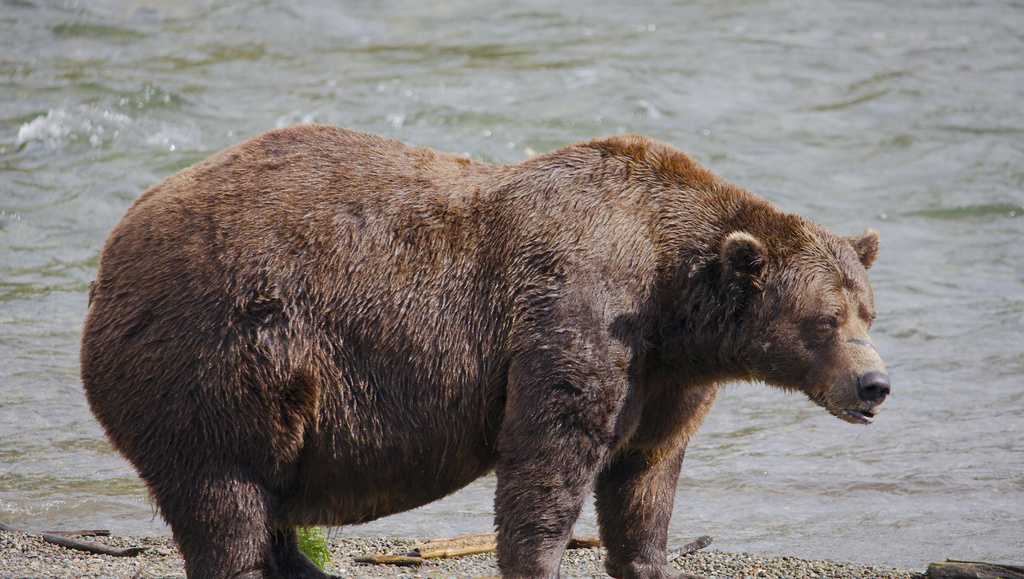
[
  {"xmin": 494, "ymin": 349, "xmax": 624, "ymax": 576},
  {"xmin": 157, "ymin": 470, "xmax": 276, "ymax": 578},
  {"xmin": 494, "ymin": 405, "xmax": 614, "ymax": 577}
]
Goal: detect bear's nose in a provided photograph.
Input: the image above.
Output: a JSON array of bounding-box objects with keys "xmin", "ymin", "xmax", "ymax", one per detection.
[{"xmin": 857, "ymin": 371, "xmax": 891, "ymax": 403}]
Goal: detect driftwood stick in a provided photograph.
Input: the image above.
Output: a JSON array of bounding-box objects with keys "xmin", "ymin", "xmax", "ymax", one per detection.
[
  {"xmin": 359, "ymin": 533, "xmax": 605, "ymax": 564},
  {"xmin": 0, "ymin": 522, "xmax": 143, "ymax": 557},
  {"xmin": 354, "ymin": 554, "xmax": 426, "ymax": 566},
  {"xmin": 412, "ymin": 533, "xmax": 601, "ymax": 560},
  {"xmin": 417, "ymin": 543, "xmax": 496, "ymax": 559},
  {"xmin": 667, "ymin": 535, "xmax": 713, "ymax": 562},
  {"xmin": 567, "ymin": 536, "xmax": 603, "ymax": 549},
  {"xmin": 42, "ymin": 529, "xmax": 112, "ymax": 537},
  {"xmin": 39, "ymin": 533, "xmax": 145, "ymax": 557},
  {"xmin": 415, "ymin": 532, "xmax": 497, "ymax": 557},
  {"xmin": 927, "ymin": 560, "xmax": 1024, "ymax": 579}
]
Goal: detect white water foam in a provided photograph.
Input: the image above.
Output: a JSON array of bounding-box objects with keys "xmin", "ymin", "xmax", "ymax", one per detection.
[
  {"xmin": 15, "ymin": 106, "xmax": 202, "ymax": 152},
  {"xmin": 16, "ymin": 107, "xmax": 132, "ymax": 149},
  {"xmin": 16, "ymin": 109, "xmax": 72, "ymax": 147}
]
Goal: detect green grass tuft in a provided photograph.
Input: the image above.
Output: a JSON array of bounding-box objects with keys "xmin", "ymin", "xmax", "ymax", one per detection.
[{"xmin": 296, "ymin": 527, "xmax": 332, "ymax": 571}]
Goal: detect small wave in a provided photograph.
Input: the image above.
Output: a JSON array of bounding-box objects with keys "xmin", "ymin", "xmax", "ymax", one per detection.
[
  {"xmin": 16, "ymin": 107, "xmax": 131, "ymax": 149},
  {"xmin": 15, "ymin": 105, "xmax": 202, "ymax": 153},
  {"xmin": 16, "ymin": 109, "xmax": 71, "ymax": 148}
]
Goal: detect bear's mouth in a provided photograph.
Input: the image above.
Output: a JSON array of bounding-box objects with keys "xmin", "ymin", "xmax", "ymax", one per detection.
[
  {"xmin": 806, "ymin": 391, "xmax": 879, "ymax": 425},
  {"xmin": 839, "ymin": 408, "xmax": 876, "ymax": 425}
]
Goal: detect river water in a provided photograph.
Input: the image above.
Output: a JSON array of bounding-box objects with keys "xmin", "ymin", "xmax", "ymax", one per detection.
[{"xmin": 1, "ymin": 0, "xmax": 1022, "ymax": 569}]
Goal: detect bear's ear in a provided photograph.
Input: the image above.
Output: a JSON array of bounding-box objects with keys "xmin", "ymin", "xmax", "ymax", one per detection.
[
  {"xmin": 721, "ymin": 231, "xmax": 766, "ymax": 287},
  {"xmin": 845, "ymin": 229, "xmax": 879, "ymax": 269}
]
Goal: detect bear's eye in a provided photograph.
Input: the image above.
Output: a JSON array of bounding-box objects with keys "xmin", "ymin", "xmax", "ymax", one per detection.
[{"xmin": 820, "ymin": 315, "xmax": 840, "ymax": 331}]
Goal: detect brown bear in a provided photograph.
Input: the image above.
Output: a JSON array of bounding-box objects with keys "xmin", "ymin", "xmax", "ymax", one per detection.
[{"xmin": 81, "ymin": 125, "xmax": 889, "ymax": 579}]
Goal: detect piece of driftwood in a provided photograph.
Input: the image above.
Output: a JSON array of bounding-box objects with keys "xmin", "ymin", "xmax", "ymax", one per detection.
[
  {"xmin": 927, "ymin": 560, "xmax": 1024, "ymax": 579},
  {"xmin": 416, "ymin": 542, "xmax": 497, "ymax": 559},
  {"xmin": 356, "ymin": 532, "xmax": 605, "ymax": 565},
  {"xmin": 358, "ymin": 532, "xmax": 700, "ymax": 566},
  {"xmin": 567, "ymin": 536, "xmax": 603, "ymax": 549},
  {"xmin": 411, "ymin": 533, "xmax": 603, "ymax": 560},
  {"xmin": 42, "ymin": 529, "xmax": 111, "ymax": 537},
  {"xmin": 667, "ymin": 535, "xmax": 713, "ymax": 562},
  {"xmin": 414, "ymin": 533, "xmax": 498, "ymax": 558},
  {"xmin": 39, "ymin": 533, "xmax": 146, "ymax": 557},
  {"xmin": 0, "ymin": 522, "xmax": 143, "ymax": 557},
  {"xmin": 354, "ymin": 554, "xmax": 426, "ymax": 566}
]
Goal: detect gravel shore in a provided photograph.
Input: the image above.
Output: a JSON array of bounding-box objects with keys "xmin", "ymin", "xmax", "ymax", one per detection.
[{"xmin": 0, "ymin": 528, "xmax": 924, "ymax": 578}]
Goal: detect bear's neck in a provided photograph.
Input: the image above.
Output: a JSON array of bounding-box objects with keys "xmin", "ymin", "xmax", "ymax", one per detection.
[{"xmin": 647, "ymin": 184, "xmax": 779, "ymax": 384}]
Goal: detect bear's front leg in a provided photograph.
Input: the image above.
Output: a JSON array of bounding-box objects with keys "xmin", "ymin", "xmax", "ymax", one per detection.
[
  {"xmin": 595, "ymin": 446, "xmax": 686, "ymax": 579},
  {"xmin": 494, "ymin": 353, "xmax": 624, "ymax": 577},
  {"xmin": 594, "ymin": 379, "xmax": 719, "ymax": 578}
]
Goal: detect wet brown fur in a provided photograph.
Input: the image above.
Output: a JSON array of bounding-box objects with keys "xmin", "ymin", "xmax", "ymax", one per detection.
[{"xmin": 81, "ymin": 126, "xmax": 884, "ymax": 578}]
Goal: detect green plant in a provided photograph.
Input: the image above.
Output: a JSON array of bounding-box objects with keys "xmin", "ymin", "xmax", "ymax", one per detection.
[{"xmin": 296, "ymin": 527, "xmax": 332, "ymax": 571}]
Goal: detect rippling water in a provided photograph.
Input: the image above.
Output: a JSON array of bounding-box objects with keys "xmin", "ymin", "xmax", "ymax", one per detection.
[{"xmin": 2, "ymin": 0, "xmax": 1022, "ymax": 569}]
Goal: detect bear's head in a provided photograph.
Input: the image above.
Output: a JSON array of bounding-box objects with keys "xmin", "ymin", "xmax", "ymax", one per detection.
[{"xmin": 722, "ymin": 226, "xmax": 889, "ymax": 424}]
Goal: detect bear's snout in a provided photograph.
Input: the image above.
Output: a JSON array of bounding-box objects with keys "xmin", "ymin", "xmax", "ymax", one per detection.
[{"xmin": 856, "ymin": 371, "xmax": 891, "ymax": 404}]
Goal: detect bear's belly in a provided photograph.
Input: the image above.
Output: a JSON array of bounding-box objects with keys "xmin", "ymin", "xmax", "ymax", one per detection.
[
  {"xmin": 281, "ymin": 463, "xmax": 495, "ymax": 527},
  {"xmin": 278, "ymin": 412, "xmax": 499, "ymax": 527}
]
